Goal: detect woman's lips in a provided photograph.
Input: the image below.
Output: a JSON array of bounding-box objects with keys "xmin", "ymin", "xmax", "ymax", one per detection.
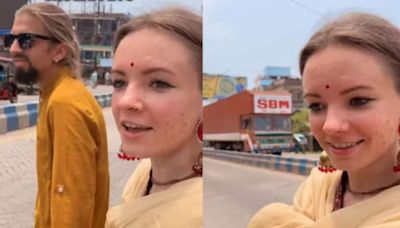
[
  {"xmin": 120, "ymin": 123, "xmax": 153, "ymax": 140},
  {"xmin": 327, "ymin": 139, "xmax": 364, "ymax": 156}
]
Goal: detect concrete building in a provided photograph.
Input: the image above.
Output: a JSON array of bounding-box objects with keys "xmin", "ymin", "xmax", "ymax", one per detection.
[
  {"xmin": 71, "ymin": 13, "xmax": 130, "ymax": 67},
  {"xmin": 254, "ymin": 66, "xmax": 304, "ymax": 112},
  {"xmin": 255, "ymin": 66, "xmax": 291, "ymax": 91},
  {"xmin": 267, "ymin": 78, "xmax": 304, "ymax": 112},
  {"xmin": 204, "ymin": 90, "xmax": 293, "ymax": 154},
  {"xmin": 0, "ymin": 0, "xmax": 27, "ymax": 56}
]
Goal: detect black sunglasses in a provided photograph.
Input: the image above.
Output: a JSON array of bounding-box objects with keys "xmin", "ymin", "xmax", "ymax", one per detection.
[{"xmin": 2, "ymin": 33, "xmax": 58, "ymax": 50}]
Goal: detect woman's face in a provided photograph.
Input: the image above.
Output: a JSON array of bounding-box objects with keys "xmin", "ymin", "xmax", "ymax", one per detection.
[
  {"xmin": 111, "ymin": 28, "xmax": 202, "ymax": 158},
  {"xmin": 303, "ymin": 45, "xmax": 400, "ymax": 172}
]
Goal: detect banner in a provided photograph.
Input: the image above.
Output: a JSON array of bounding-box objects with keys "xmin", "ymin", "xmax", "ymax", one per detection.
[{"xmin": 203, "ymin": 75, "xmax": 219, "ymax": 99}]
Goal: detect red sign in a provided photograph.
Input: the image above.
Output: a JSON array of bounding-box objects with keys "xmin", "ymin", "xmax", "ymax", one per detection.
[{"xmin": 254, "ymin": 95, "xmax": 291, "ymax": 114}]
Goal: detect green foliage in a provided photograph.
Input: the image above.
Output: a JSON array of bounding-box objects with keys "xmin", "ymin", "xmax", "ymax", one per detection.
[{"xmin": 291, "ymin": 108, "xmax": 310, "ymax": 133}]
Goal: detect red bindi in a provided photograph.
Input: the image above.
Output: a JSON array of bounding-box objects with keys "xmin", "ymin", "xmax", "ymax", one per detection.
[
  {"xmin": 130, "ymin": 62, "xmax": 135, "ymax": 67},
  {"xmin": 325, "ymin": 85, "xmax": 330, "ymax": 89}
]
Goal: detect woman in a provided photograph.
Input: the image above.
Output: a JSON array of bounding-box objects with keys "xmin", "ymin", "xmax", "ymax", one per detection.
[
  {"xmin": 105, "ymin": 7, "xmax": 202, "ymax": 228},
  {"xmin": 248, "ymin": 12, "xmax": 400, "ymax": 228}
]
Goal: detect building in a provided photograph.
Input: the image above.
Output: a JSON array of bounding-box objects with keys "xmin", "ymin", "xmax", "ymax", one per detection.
[
  {"xmin": 267, "ymin": 78, "xmax": 304, "ymax": 112},
  {"xmin": 204, "ymin": 90, "xmax": 293, "ymax": 154},
  {"xmin": 0, "ymin": 0, "xmax": 27, "ymax": 56},
  {"xmin": 254, "ymin": 66, "xmax": 304, "ymax": 112},
  {"xmin": 71, "ymin": 12, "xmax": 130, "ymax": 68},
  {"xmin": 0, "ymin": 0, "xmax": 27, "ymax": 32},
  {"xmin": 255, "ymin": 66, "xmax": 291, "ymax": 91}
]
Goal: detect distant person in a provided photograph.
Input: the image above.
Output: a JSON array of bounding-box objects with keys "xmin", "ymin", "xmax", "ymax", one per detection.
[
  {"xmin": 6, "ymin": 3, "xmax": 109, "ymax": 227},
  {"xmin": 105, "ymin": 7, "xmax": 203, "ymax": 227},
  {"xmin": 105, "ymin": 70, "xmax": 111, "ymax": 85},
  {"xmin": 249, "ymin": 12, "xmax": 400, "ymax": 227},
  {"xmin": 293, "ymin": 141, "xmax": 304, "ymax": 154},
  {"xmin": 90, "ymin": 69, "xmax": 98, "ymax": 88}
]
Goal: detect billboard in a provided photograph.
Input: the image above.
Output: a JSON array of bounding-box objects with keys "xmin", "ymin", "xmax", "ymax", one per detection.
[
  {"xmin": 254, "ymin": 94, "xmax": 291, "ymax": 114},
  {"xmin": 203, "ymin": 74, "xmax": 247, "ymax": 99},
  {"xmin": 203, "ymin": 75, "xmax": 218, "ymax": 99}
]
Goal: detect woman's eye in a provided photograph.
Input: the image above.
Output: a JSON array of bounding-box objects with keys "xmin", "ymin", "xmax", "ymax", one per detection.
[
  {"xmin": 150, "ymin": 80, "xmax": 173, "ymax": 89},
  {"xmin": 112, "ymin": 80, "xmax": 126, "ymax": 89},
  {"xmin": 349, "ymin": 97, "xmax": 373, "ymax": 107},
  {"xmin": 307, "ymin": 103, "xmax": 325, "ymax": 113}
]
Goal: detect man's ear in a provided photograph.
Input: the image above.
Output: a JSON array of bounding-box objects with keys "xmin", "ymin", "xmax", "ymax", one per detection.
[{"xmin": 52, "ymin": 42, "xmax": 68, "ymax": 63}]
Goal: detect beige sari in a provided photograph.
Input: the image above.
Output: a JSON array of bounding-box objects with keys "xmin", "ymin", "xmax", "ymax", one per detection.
[
  {"xmin": 106, "ymin": 159, "xmax": 203, "ymax": 228},
  {"xmin": 248, "ymin": 168, "xmax": 400, "ymax": 228}
]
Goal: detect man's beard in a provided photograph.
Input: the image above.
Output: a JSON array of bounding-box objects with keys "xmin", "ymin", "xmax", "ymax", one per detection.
[{"xmin": 14, "ymin": 63, "xmax": 39, "ymax": 85}]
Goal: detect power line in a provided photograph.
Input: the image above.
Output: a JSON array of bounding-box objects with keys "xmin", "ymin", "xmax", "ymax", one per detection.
[{"xmin": 289, "ymin": 0, "xmax": 322, "ymax": 16}]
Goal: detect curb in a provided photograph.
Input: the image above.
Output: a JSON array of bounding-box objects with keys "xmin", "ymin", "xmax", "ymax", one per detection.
[
  {"xmin": 0, "ymin": 93, "xmax": 112, "ymax": 134},
  {"xmin": 204, "ymin": 148, "xmax": 318, "ymax": 176}
]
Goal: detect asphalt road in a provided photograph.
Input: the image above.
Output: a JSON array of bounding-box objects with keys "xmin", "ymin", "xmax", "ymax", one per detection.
[{"xmin": 204, "ymin": 157, "xmax": 306, "ymax": 228}]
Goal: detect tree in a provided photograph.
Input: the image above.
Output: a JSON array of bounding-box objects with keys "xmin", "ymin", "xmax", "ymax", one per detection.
[{"xmin": 291, "ymin": 108, "xmax": 310, "ymax": 133}]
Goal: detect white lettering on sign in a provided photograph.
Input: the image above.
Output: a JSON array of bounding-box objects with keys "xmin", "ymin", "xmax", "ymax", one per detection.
[{"xmin": 254, "ymin": 95, "xmax": 291, "ymax": 114}]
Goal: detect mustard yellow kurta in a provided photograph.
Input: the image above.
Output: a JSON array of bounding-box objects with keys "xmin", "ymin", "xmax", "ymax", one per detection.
[
  {"xmin": 35, "ymin": 67, "xmax": 109, "ymax": 227},
  {"xmin": 248, "ymin": 168, "xmax": 400, "ymax": 228},
  {"xmin": 105, "ymin": 159, "xmax": 203, "ymax": 228}
]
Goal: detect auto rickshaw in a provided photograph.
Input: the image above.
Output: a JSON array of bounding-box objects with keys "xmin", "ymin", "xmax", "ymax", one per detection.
[{"xmin": 0, "ymin": 56, "xmax": 18, "ymax": 103}]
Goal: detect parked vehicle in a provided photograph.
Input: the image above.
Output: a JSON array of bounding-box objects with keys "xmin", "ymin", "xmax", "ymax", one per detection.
[
  {"xmin": 0, "ymin": 56, "xmax": 17, "ymax": 103},
  {"xmin": 292, "ymin": 133, "xmax": 308, "ymax": 153}
]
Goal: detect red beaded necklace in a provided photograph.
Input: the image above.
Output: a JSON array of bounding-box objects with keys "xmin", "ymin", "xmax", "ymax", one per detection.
[
  {"xmin": 334, "ymin": 172, "xmax": 400, "ymax": 211},
  {"xmin": 333, "ymin": 172, "xmax": 347, "ymax": 210}
]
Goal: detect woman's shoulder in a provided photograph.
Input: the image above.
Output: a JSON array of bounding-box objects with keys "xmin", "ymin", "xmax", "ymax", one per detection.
[
  {"xmin": 248, "ymin": 203, "xmax": 314, "ymax": 228},
  {"xmin": 292, "ymin": 167, "xmax": 342, "ymax": 220},
  {"xmin": 247, "ymin": 168, "xmax": 342, "ymax": 228},
  {"xmin": 306, "ymin": 167, "xmax": 342, "ymax": 188}
]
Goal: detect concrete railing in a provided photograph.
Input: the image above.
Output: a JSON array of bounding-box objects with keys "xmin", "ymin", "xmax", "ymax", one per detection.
[
  {"xmin": 204, "ymin": 148, "xmax": 318, "ymax": 176},
  {"xmin": 94, "ymin": 93, "xmax": 112, "ymax": 108},
  {"xmin": 0, "ymin": 93, "xmax": 112, "ymax": 134}
]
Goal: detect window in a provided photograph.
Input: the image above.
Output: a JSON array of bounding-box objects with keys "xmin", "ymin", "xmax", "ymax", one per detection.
[
  {"xmin": 240, "ymin": 117, "xmax": 251, "ymax": 129},
  {"xmin": 274, "ymin": 116, "xmax": 291, "ymax": 130},
  {"xmin": 253, "ymin": 116, "xmax": 272, "ymax": 131}
]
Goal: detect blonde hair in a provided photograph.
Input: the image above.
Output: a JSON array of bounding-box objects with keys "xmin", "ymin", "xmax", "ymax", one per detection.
[
  {"xmin": 16, "ymin": 3, "xmax": 81, "ymax": 77},
  {"xmin": 114, "ymin": 7, "xmax": 202, "ymax": 87},
  {"xmin": 300, "ymin": 13, "xmax": 400, "ymax": 92}
]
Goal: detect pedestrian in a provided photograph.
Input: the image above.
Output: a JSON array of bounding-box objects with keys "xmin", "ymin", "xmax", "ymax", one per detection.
[
  {"xmin": 105, "ymin": 7, "xmax": 202, "ymax": 227},
  {"xmin": 6, "ymin": 3, "xmax": 109, "ymax": 227},
  {"xmin": 91, "ymin": 68, "xmax": 98, "ymax": 88},
  {"xmin": 105, "ymin": 70, "xmax": 111, "ymax": 85},
  {"xmin": 248, "ymin": 12, "xmax": 400, "ymax": 227}
]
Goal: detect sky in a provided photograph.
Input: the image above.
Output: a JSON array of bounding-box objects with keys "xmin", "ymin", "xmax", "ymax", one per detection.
[
  {"xmin": 203, "ymin": 0, "xmax": 400, "ymax": 89},
  {"xmin": 33, "ymin": 0, "xmax": 202, "ymax": 14}
]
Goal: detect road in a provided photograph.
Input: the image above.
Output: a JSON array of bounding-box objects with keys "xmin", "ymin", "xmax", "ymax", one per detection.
[
  {"xmin": 0, "ymin": 107, "xmax": 139, "ymax": 227},
  {"xmin": 204, "ymin": 157, "xmax": 306, "ymax": 228}
]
